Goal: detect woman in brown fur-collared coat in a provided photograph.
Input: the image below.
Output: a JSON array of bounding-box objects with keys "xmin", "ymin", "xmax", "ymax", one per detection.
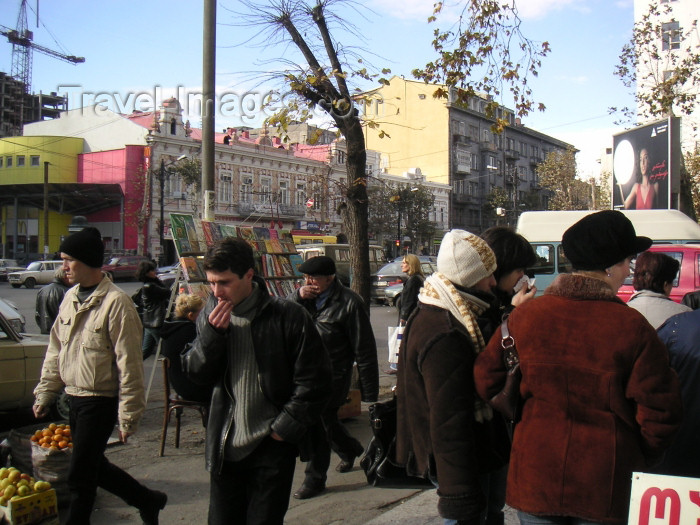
[{"xmin": 474, "ymin": 211, "xmax": 682, "ymax": 525}]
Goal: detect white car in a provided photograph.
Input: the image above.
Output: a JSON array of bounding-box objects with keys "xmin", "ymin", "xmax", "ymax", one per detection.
[
  {"xmin": 8, "ymin": 260, "xmax": 63, "ymax": 289},
  {"xmin": 0, "ymin": 259, "xmax": 23, "ymax": 281}
]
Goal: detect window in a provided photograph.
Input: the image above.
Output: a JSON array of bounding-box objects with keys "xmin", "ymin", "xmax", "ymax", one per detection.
[
  {"xmin": 258, "ymin": 177, "xmax": 271, "ymax": 203},
  {"xmin": 5, "ymin": 157, "xmax": 12, "ymax": 168},
  {"xmin": 470, "ymin": 153, "xmax": 478, "ymax": 170},
  {"xmin": 365, "ymin": 164, "xmax": 374, "ymax": 176},
  {"xmin": 296, "ymin": 183, "xmax": 306, "ymax": 207},
  {"xmin": 487, "ymin": 155, "xmax": 497, "ymax": 169},
  {"xmin": 170, "ymin": 118, "xmax": 177, "ymax": 135},
  {"xmin": 469, "ymin": 125, "xmax": 478, "ymax": 140},
  {"xmin": 219, "ymin": 170, "xmax": 232, "ymax": 203},
  {"xmin": 336, "ymin": 150, "xmax": 346, "ymax": 165},
  {"xmin": 0, "ymin": 157, "xmax": 3, "ymax": 168},
  {"xmin": 458, "ymin": 121, "xmax": 466, "ymax": 135},
  {"xmin": 662, "ymin": 21, "xmax": 681, "ymax": 50},
  {"xmin": 16, "ymin": 156, "xmax": 25, "ymax": 167},
  {"xmin": 30, "ymin": 155, "xmax": 40, "ymax": 166},
  {"xmin": 520, "ymin": 141, "xmax": 528, "ymax": 155},
  {"xmin": 240, "ymin": 170, "xmax": 253, "ymax": 203},
  {"xmin": 530, "ymin": 244, "xmax": 555, "ymax": 275},
  {"xmin": 279, "ymin": 181, "xmax": 289, "ymax": 205}
]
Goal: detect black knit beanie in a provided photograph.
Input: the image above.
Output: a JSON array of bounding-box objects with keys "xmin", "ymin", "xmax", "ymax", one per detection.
[{"xmin": 59, "ymin": 227, "xmax": 104, "ymax": 268}]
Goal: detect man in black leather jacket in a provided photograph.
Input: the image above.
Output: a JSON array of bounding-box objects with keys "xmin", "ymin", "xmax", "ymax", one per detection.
[
  {"xmin": 182, "ymin": 238, "xmax": 331, "ymax": 525},
  {"xmin": 288, "ymin": 255, "xmax": 379, "ymax": 499},
  {"xmin": 35, "ymin": 267, "xmax": 70, "ymax": 334}
]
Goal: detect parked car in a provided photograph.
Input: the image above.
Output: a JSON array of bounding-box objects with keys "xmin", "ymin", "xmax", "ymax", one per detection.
[
  {"xmin": 0, "ymin": 308, "xmax": 69, "ymax": 419},
  {"xmin": 0, "ymin": 297, "xmax": 27, "ymax": 333},
  {"xmin": 617, "ymin": 244, "xmax": 700, "ymax": 304},
  {"xmin": 102, "ymin": 255, "xmax": 151, "ymax": 281},
  {"xmin": 0, "ymin": 259, "xmax": 24, "ymax": 281},
  {"xmin": 371, "ymin": 259, "xmax": 436, "ymax": 305},
  {"xmin": 8, "ymin": 260, "xmax": 63, "ymax": 289}
]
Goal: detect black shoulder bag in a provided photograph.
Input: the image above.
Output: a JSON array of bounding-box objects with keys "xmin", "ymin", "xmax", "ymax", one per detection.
[{"xmin": 487, "ymin": 318, "xmax": 522, "ymax": 439}]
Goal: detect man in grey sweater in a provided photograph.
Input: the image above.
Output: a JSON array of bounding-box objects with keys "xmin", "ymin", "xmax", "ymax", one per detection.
[{"xmin": 182, "ymin": 238, "xmax": 331, "ymax": 525}]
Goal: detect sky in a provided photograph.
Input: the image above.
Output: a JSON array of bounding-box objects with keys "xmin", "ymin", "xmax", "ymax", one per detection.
[{"xmin": 0, "ymin": 0, "xmax": 637, "ymax": 179}]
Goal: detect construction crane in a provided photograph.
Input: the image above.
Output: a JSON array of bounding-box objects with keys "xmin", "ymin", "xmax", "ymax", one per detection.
[{"xmin": 0, "ymin": 0, "xmax": 85, "ymax": 94}]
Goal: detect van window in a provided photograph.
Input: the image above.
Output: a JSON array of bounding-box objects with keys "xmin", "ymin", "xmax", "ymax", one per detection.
[
  {"xmin": 531, "ymin": 244, "xmax": 555, "ymax": 275},
  {"xmin": 336, "ymin": 249, "xmax": 350, "ymax": 262},
  {"xmin": 557, "ymin": 246, "xmax": 572, "ymax": 274}
]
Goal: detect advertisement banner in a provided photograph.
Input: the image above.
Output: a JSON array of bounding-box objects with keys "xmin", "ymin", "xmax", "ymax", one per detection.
[
  {"xmin": 612, "ymin": 118, "xmax": 679, "ymax": 210},
  {"xmin": 628, "ymin": 472, "xmax": 700, "ymax": 525}
]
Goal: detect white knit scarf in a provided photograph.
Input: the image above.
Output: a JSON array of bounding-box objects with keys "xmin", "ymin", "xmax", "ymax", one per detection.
[{"xmin": 418, "ymin": 272, "xmax": 493, "ymax": 423}]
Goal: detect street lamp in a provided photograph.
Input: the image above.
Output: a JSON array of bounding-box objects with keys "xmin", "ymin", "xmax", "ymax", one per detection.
[{"xmin": 159, "ymin": 155, "xmax": 187, "ymax": 265}]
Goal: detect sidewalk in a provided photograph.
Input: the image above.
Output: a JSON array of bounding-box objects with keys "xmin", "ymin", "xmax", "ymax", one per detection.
[{"xmin": 59, "ymin": 366, "xmax": 517, "ymax": 524}]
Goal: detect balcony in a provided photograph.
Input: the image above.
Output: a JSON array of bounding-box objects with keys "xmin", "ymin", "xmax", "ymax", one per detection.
[
  {"xmin": 481, "ymin": 141, "xmax": 497, "ymax": 152},
  {"xmin": 453, "ymin": 133, "xmax": 474, "ymax": 145},
  {"xmin": 529, "ymin": 156, "xmax": 541, "ymax": 166},
  {"xmin": 453, "ymin": 193, "xmax": 476, "ymax": 204},
  {"xmin": 238, "ymin": 202, "xmax": 307, "ymax": 218},
  {"xmin": 278, "ymin": 204, "xmax": 307, "ymax": 218},
  {"xmin": 505, "ymin": 149, "xmax": 520, "ymax": 160}
]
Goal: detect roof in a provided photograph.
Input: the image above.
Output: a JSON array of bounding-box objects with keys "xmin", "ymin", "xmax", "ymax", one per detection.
[
  {"xmin": 0, "ymin": 183, "xmax": 123, "ymax": 215},
  {"xmin": 517, "ymin": 209, "xmax": 700, "ymax": 243}
]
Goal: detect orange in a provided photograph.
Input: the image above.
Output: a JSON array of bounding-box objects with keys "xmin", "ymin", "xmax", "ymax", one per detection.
[
  {"xmin": 41, "ymin": 443, "xmax": 50, "ymax": 448},
  {"xmin": 48, "ymin": 423, "xmax": 57, "ymax": 431},
  {"xmin": 41, "ymin": 429, "xmax": 52, "ymax": 437},
  {"xmin": 58, "ymin": 441, "xmax": 68, "ymax": 449},
  {"xmin": 54, "ymin": 428, "xmax": 64, "ymax": 436}
]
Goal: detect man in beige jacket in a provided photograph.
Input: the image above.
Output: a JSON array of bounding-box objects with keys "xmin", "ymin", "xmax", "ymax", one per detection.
[{"xmin": 33, "ymin": 227, "xmax": 167, "ymax": 525}]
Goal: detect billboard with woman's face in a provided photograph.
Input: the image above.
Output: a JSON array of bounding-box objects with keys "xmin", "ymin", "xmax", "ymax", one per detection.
[{"xmin": 612, "ymin": 118, "xmax": 680, "ymax": 210}]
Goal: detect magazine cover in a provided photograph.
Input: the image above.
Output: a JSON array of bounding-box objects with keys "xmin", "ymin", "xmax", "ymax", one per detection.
[{"xmin": 180, "ymin": 256, "xmax": 206, "ymax": 281}]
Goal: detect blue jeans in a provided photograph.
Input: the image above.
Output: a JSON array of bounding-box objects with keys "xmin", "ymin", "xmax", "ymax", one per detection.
[
  {"xmin": 517, "ymin": 512, "xmax": 604, "ymax": 525},
  {"xmin": 142, "ymin": 327, "xmax": 160, "ymax": 359}
]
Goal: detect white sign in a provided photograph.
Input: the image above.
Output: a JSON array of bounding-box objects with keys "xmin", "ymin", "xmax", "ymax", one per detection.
[{"xmin": 628, "ymin": 472, "xmax": 700, "ymax": 525}]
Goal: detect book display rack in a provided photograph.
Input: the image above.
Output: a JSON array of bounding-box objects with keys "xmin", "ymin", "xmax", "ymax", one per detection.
[{"xmin": 169, "ymin": 213, "xmax": 304, "ymax": 298}]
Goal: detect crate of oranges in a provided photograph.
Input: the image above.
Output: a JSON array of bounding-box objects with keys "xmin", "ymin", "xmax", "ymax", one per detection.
[{"xmin": 29, "ymin": 423, "xmax": 72, "ymax": 451}]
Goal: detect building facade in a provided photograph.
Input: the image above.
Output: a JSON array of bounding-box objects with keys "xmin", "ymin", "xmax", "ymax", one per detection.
[
  {"xmin": 361, "ymin": 76, "xmax": 574, "ymax": 233},
  {"xmin": 633, "ymin": 0, "xmax": 699, "ymax": 153}
]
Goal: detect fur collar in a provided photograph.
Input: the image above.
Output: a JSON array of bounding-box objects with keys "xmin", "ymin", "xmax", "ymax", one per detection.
[{"xmin": 545, "ymin": 273, "xmax": 625, "ymax": 303}]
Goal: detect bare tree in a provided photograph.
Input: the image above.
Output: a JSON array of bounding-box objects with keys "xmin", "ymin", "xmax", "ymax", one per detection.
[
  {"xmin": 537, "ymin": 148, "xmax": 599, "ymax": 211},
  {"xmin": 231, "ymin": 0, "xmax": 380, "ymax": 304}
]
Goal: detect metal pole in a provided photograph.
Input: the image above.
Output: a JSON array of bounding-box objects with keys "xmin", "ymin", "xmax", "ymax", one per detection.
[
  {"xmin": 43, "ymin": 161, "xmax": 49, "ymax": 258},
  {"xmin": 159, "ymin": 159, "xmax": 165, "ymax": 264},
  {"xmin": 201, "ymin": 0, "xmax": 216, "ymax": 220}
]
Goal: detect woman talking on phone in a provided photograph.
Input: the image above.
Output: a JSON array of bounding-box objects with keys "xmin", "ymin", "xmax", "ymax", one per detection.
[{"xmin": 475, "ymin": 211, "xmax": 682, "ymax": 525}]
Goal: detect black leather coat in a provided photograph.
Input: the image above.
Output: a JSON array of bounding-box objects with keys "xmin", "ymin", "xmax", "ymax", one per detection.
[
  {"xmin": 136, "ymin": 276, "xmax": 170, "ymax": 329},
  {"xmin": 182, "ymin": 277, "xmax": 332, "ymax": 474},
  {"xmin": 35, "ymin": 278, "xmax": 69, "ymax": 334},
  {"xmin": 290, "ymin": 278, "xmax": 379, "ymax": 406}
]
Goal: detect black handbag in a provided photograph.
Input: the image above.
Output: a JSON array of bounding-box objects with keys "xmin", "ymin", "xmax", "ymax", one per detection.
[
  {"xmin": 359, "ymin": 396, "xmax": 430, "ymax": 487},
  {"xmin": 487, "ymin": 318, "xmax": 522, "ymax": 438}
]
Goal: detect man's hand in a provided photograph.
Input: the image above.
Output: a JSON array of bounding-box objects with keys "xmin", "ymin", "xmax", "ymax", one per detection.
[
  {"xmin": 119, "ymin": 430, "xmax": 134, "ymax": 444},
  {"xmin": 270, "ymin": 431, "xmax": 284, "ymax": 442},
  {"xmin": 33, "ymin": 404, "xmax": 49, "ymax": 419},
  {"xmin": 298, "ymin": 284, "xmax": 320, "ymax": 300},
  {"xmin": 208, "ymin": 298, "xmax": 233, "ymax": 331}
]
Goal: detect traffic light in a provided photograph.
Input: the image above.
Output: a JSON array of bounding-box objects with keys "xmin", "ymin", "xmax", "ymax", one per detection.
[{"xmin": 395, "ymin": 239, "xmax": 400, "ymax": 247}]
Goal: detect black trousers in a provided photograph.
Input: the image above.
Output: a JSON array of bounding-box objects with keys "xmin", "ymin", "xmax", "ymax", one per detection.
[
  {"xmin": 303, "ymin": 404, "xmax": 363, "ymax": 485},
  {"xmin": 65, "ymin": 395, "xmax": 153, "ymax": 525},
  {"xmin": 208, "ymin": 437, "xmax": 297, "ymax": 525}
]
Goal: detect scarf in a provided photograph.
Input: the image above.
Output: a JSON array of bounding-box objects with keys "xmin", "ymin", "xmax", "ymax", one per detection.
[{"xmin": 418, "ymin": 272, "xmax": 493, "ymax": 423}]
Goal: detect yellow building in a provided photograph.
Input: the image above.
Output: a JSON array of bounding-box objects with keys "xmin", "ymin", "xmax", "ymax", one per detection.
[
  {"xmin": 0, "ymin": 136, "xmax": 83, "ymax": 260},
  {"xmin": 361, "ymin": 76, "xmax": 573, "ymax": 233}
]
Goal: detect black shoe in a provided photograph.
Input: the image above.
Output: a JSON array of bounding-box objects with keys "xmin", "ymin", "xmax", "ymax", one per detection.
[
  {"xmin": 293, "ymin": 482, "xmax": 325, "ymax": 500},
  {"xmin": 384, "ymin": 368, "xmax": 397, "ymax": 375},
  {"xmin": 140, "ymin": 490, "xmax": 167, "ymax": 525},
  {"xmin": 336, "ymin": 442, "xmax": 364, "ymax": 473}
]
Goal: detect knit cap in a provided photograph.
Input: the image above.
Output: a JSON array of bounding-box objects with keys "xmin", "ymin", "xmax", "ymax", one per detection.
[
  {"xmin": 437, "ymin": 229, "xmax": 497, "ymax": 288},
  {"xmin": 59, "ymin": 227, "xmax": 104, "ymax": 268}
]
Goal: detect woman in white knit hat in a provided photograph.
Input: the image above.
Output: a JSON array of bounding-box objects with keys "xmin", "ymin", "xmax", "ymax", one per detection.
[{"xmin": 395, "ymin": 229, "xmax": 510, "ymax": 525}]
